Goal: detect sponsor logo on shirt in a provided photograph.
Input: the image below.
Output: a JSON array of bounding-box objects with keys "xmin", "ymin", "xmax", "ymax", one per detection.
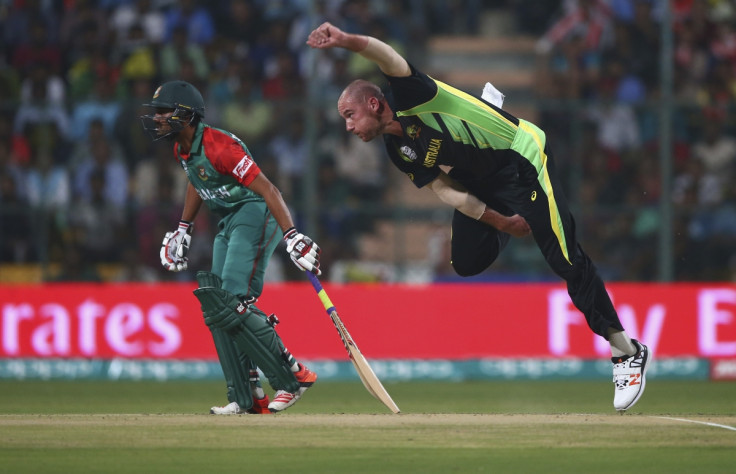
[
  {"xmin": 233, "ymin": 154, "xmax": 254, "ymax": 179},
  {"xmin": 424, "ymin": 138, "xmax": 442, "ymax": 167},
  {"xmin": 399, "ymin": 146, "xmax": 418, "ymax": 163},
  {"xmin": 195, "ymin": 186, "xmax": 232, "ymax": 201},
  {"xmin": 406, "ymin": 124, "xmax": 421, "ymax": 140}
]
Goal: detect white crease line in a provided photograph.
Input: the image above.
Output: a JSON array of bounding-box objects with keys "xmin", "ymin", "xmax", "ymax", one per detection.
[{"xmin": 653, "ymin": 416, "xmax": 736, "ymax": 432}]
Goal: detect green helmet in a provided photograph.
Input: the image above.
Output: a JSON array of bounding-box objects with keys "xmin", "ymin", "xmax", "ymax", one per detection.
[
  {"xmin": 145, "ymin": 80, "xmax": 205, "ymax": 117},
  {"xmin": 140, "ymin": 81, "xmax": 205, "ymax": 141}
]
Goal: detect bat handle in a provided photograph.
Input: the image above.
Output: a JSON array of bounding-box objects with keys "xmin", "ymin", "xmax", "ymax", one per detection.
[
  {"xmin": 306, "ymin": 271, "xmax": 336, "ymax": 314},
  {"xmin": 306, "ymin": 270, "xmax": 322, "ymax": 291}
]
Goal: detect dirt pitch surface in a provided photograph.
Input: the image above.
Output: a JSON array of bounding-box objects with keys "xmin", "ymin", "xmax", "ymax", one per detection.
[
  {"xmin": 3, "ymin": 413, "xmax": 735, "ymax": 473},
  {"xmin": 4, "ymin": 412, "xmax": 736, "ymax": 436}
]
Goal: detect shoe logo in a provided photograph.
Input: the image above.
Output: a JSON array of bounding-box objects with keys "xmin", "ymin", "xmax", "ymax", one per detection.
[
  {"xmin": 531, "ymin": 191, "xmax": 537, "ymax": 201},
  {"xmin": 629, "ymin": 373, "xmax": 641, "ymax": 386}
]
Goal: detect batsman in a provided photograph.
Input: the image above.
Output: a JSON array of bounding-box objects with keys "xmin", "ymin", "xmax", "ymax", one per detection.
[{"xmin": 141, "ymin": 80, "xmax": 319, "ymax": 414}]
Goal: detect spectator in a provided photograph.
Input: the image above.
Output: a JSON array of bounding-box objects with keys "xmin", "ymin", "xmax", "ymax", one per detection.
[
  {"xmin": 11, "ymin": 19, "xmax": 62, "ymax": 77},
  {"xmin": 221, "ymin": 75, "xmax": 274, "ymax": 151},
  {"xmin": 214, "ymin": 0, "xmax": 264, "ymax": 51},
  {"xmin": 3, "ymin": 0, "xmax": 59, "ymax": 60},
  {"xmin": 72, "ymin": 134, "xmax": 129, "ymax": 208},
  {"xmin": 25, "ymin": 150, "xmax": 71, "ymax": 211},
  {"xmin": 159, "ymin": 24, "xmax": 210, "ymax": 82},
  {"xmin": 68, "ymin": 168, "xmax": 128, "ymax": 264},
  {"xmin": 163, "ymin": 0, "xmax": 216, "ymax": 45},
  {"xmin": 59, "ymin": 0, "xmax": 109, "ymax": 54},
  {"xmin": 13, "ymin": 75, "xmax": 71, "ymax": 143},
  {"xmin": 114, "ymin": 78, "xmax": 158, "ymax": 169},
  {"xmin": 261, "ymin": 48, "xmax": 304, "ymax": 100},
  {"xmin": 130, "ymin": 141, "xmax": 188, "ymax": 208},
  {"xmin": 133, "ymin": 170, "xmax": 184, "ymax": 279},
  {"xmin": 585, "ymin": 63, "xmax": 641, "ymax": 154},
  {"xmin": 0, "ymin": 171, "xmax": 34, "ymax": 262},
  {"xmin": 332, "ymin": 132, "xmax": 386, "ymax": 202},
  {"xmin": 109, "ymin": 0, "xmax": 167, "ymax": 45},
  {"xmin": 116, "ymin": 23, "xmax": 158, "ymax": 83},
  {"xmin": 20, "ymin": 62, "xmax": 66, "ymax": 106},
  {"xmin": 692, "ymin": 115, "xmax": 736, "ymax": 179},
  {"xmin": 536, "ymin": 0, "xmax": 614, "ymax": 55},
  {"xmin": 267, "ymin": 113, "xmax": 307, "ymax": 201},
  {"xmin": 69, "ymin": 76, "xmax": 122, "ymax": 142}
]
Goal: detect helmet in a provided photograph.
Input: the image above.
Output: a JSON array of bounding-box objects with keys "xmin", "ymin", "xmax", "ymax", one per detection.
[{"xmin": 140, "ymin": 81, "xmax": 205, "ymax": 141}]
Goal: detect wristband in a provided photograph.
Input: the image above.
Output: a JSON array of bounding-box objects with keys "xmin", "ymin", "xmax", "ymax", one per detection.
[{"xmin": 283, "ymin": 227, "xmax": 296, "ymax": 240}]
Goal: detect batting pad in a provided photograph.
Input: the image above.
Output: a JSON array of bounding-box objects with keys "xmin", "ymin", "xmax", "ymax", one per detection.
[
  {"xmin": 193, "ymin": 286, "xmax": 299, "ymax": 393},
  {"xmin": 209, "ymin": 327, "xmax": 253, "ymax": 410}
]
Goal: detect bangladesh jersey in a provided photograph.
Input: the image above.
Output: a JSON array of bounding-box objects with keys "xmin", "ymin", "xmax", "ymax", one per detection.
[
  {"xmin": 174, "ymin": 122, "xmax": 263, "ymax": 215},
  {"xmin": 383, "ymin": 64, "xmax": 548, "ymax": 189}
]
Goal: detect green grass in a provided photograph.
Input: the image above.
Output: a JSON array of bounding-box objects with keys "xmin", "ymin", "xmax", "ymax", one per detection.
[{"xmin": 1, "ymin": 380, "xmax": 735, "ymax": 473}]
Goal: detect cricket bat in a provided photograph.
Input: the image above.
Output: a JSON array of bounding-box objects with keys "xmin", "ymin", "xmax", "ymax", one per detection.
[{"xmin": 305, "ymin": 272, "xmax": 400, "ymax": 414}]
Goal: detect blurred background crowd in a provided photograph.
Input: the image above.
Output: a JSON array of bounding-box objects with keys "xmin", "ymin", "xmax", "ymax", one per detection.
[{"xmin": 0, "ymin": 0, "xmax": 734, "ymax": 284}]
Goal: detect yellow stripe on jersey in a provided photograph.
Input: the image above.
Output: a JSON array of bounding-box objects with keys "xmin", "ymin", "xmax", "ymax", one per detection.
[
  {"xmin": 517, "ymin": 120, "xmax": 570, "ymax": 264},
  {"xmin": 435, "ymin": 80, "xmax": 515, "ymax": 127},
  {"xmin": 397, "ymin": 79, "xmax": 518, "ymax": 147}
]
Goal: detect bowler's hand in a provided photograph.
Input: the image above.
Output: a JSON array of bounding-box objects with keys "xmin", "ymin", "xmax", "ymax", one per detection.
[
  {"xmin": 500, "ymin": 214, "xmax": 531, "ymax": 238},
  {"xmin": 306, "ymin": 22, "xmax": 346, "ymax": 49}
]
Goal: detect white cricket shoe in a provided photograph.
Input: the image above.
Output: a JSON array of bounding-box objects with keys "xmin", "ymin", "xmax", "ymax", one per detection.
[
  {"xmin": 268, "ymin": 364, "xmax": 317, "ymax": 413},
  {"xmin": 268, "ymin": 390, "xmax": 299, "ymax": 412},
  {"xmin": 210, "ymin": 401, "xmax": 241, "ymax": 415},
  {"xmin": 612, "ymin": 339, "xmax": 650, "ymax": 411}
]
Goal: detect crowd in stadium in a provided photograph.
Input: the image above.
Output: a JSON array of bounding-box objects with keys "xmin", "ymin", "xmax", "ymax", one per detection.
[{"xmin": 0, "ymin": 0, "xmax": 734, "ymax": 282}]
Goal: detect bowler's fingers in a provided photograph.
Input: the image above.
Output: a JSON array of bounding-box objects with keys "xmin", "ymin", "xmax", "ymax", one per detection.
[{"xmin": 307, "ymin": 22, "xmax": 335, "ymax": 48}]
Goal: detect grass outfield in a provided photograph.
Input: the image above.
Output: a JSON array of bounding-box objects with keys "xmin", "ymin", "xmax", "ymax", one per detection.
[{"xmin": 1, "ymin": 380, "xmax": 734, "ymax": 473}]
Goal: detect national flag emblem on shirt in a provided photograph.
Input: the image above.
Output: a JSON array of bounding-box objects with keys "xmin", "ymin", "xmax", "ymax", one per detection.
[
  {"xmin": 406, "ymin": 124, "xmax": 421, "ymax": 140},
  {"xmin": 234, "ymin": 154, "xmax": 254, "ymax": 179}
]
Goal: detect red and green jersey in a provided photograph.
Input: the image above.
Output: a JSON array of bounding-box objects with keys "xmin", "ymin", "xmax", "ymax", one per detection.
[{"xmin": 174, "ymin": 122, "xmax": 263, "ymax": 215}]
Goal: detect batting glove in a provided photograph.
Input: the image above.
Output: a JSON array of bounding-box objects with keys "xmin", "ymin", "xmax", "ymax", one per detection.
[
  {"xmin": 160, "ymin": 220, "xmax": 194, "ymax": 272},
  {"xmin": 283, "ymin": 227, "xmax": 321, "ymax": 275}
]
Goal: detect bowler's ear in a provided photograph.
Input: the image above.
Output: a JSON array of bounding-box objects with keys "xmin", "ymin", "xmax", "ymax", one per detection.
[{"xmin": 367, "ymin": 96, "xmax": 381, "ymax": 112}]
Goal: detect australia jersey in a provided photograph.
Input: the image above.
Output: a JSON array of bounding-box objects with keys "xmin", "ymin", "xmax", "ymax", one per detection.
[
  {"xmin": 174, "ymin": 122, "xmax": 263, "ymax": 215},
  {"xmin": 383, "ymin": 64, "xmax": 548, "ymax": 189}
]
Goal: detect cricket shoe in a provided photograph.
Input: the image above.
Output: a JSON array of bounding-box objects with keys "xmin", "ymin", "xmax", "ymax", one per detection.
[
  {"xmin": 268, "ymin": 364, "xmax": 318, "ymax": 413},
  {"xmin": 612, "ymin": 339, "xmax": 650, "ymax": 411},
  {"xmin": 246, "ymin": 396, "xmax": 272, "ymax": 415},
  {"xmin": 210, "ymin": 401, "xmax": 241, "ymax": 415}
]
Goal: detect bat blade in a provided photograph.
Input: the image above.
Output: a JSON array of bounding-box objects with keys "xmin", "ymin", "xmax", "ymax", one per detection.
[
  {"xmin": 328, "ymin": 309, "xmax": 400, "ymax": 413},
  {"xmin": 306, "ymin": 272, "xmax": 400, "ymax": 414}
]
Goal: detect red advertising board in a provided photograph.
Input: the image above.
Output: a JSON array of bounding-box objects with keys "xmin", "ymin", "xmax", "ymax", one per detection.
[{"xmin": 1, "ymin": 282, "xmax": 735, "ymax": 360}]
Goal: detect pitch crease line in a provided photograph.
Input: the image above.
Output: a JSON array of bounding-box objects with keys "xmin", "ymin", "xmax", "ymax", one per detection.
[{"xmin": 652, "ymin": 416, "xmax": 736, "ymax": 432}]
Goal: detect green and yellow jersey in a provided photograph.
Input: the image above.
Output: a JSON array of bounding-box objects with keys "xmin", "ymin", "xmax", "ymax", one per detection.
[{"xmin": 383, "ymin": 64, "xmax": 548, "ymax": 190}]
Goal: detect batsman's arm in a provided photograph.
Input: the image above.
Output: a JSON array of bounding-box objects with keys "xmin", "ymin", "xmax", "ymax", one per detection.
[
  {"xmin": 307, "ymin": 22, "xmax": 411, "ymax": 78},
  {"xmin": 181, "ymin": 182, "xmax": 203, "ymax": 222},
  {"xmin": 247, "ymin": 172, "xmax": 296, "ymax": 233}
]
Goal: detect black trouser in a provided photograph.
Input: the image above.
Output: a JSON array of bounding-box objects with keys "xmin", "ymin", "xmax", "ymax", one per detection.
[{"xmin": 448, "ymin": 148, "xmax": 624, "ymax": 339}]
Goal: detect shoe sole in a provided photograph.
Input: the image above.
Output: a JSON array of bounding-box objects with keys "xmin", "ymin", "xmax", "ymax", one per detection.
[
  {"xmin": 268, "ymin": 402, "xmax": 296, "ymax": 413},
  {"xmin": 616, "ymin": 344, "xmax": 651, "ymax": 412}
]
